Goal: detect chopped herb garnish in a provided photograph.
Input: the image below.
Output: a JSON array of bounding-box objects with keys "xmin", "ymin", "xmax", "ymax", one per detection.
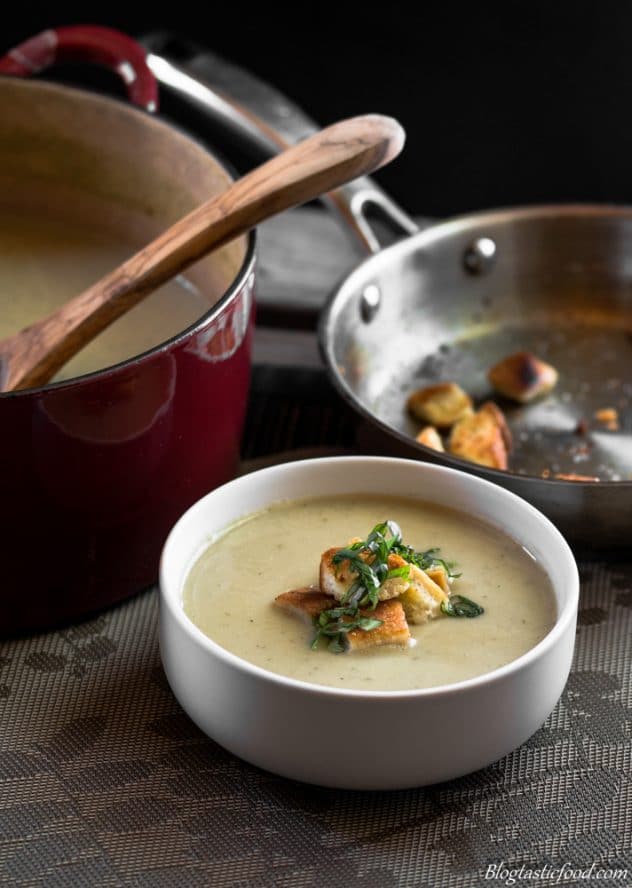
[
  {"xmin": 310, "ymin": 520, "xmax": 481, "ymax": 652},
  {"xmin": 390, "ymin": 544, "xmax": 461, "ymax": 579},
  {"xmin": 441, "ymin": 595, "xmax": 484, "ymax": 618},
  {"xmin": 311, "ymin": 605, "xmax": 383, "ymax": 652},
  {"xmin": 332, "ymin": 520, "xmax": 404, "ymax": 610},
  {"xmin": 386, "ymin": 565, "xmax": 411, "ymax": 580}
]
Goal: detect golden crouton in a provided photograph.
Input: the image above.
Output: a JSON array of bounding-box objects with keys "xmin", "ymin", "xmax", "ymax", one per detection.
[
  {"xmin": 427, "ymin": 565, "xmax": 451, "ymax": 593},
  {"xmin": 481, "ymin": 402, "xmax": 512, "ymax": 448},
  {"xmin": 274, "ymin": 588, "xmax": 411, "ymax": 650},
  {"xmin": 345, "ymin": 599, "xmax": 411, "ymax": 650},
  {"xmin": 274, "ymin": 586, "xmax": 335, "ymax": 624},
  {"xmin": 398, "ymin": 564, "xmax": 448, "ymax": 624},
  {"xmin": 319, "ymin": 549, "xmax": 409, "ymax": 602},
  {"xmin": 488, "ymin": 352, "xmax": 558, "ymax": 403},
  {"xmin": 448, "ymin": 401, "xmax": 512, "ymax": 470},
  {"xmin": 415, "ymin": 426, "xmax": 445, "ymax": 451},
  {"xmin": 407, "ymin": 382, "xmax": 473, "ymax": 428},
  {"xmin": 594, "ymin": 407, "xmax": 619, "ymax": 431}
]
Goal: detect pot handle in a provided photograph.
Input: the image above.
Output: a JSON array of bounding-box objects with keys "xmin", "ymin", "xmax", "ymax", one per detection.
[
  {"xmin": 143, "ymin": 34, "xmax": 419, "ymax": 254},
  {"xmin": 0, "ymin": 25, "xmax": 158, "ymax": 112}
]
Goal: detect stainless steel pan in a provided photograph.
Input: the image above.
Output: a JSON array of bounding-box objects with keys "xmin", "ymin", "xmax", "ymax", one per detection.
[{"xmin": 145, "ymin": 35, "xmax": 631, "ymax": 546}]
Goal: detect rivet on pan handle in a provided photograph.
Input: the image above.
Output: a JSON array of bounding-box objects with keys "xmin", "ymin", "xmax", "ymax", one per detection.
[
  {"xmin": 0, "ymin": 25, "xmax": 159, "ymax": 112},
  {"xmin": 360, "ymin": 284, "xmax": 382, "ymax": 323},
  {"xmin": 463, "ymin": 237, "xmax": 497, "ymax": 274},
  {"xmin": 142, "ymin": 32, "xmax": 419, "ymax": 255}
]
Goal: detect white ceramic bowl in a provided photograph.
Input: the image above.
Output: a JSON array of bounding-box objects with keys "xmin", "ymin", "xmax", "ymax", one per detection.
[{"xmin": 160, "ymin": 457, "xmax": 579, "ymax": 790}]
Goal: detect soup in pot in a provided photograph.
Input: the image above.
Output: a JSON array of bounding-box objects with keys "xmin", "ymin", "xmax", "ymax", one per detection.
[
  {"xmin": 0, "ymin": 208, "xmax": 217, "ymax": 382},
  {"xmin": 183, "ymin": 494, "xmax": 556, "ymax": 692}
]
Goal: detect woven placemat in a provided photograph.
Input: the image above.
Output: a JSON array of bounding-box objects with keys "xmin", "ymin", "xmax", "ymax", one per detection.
[
  {"xmin": 1, "ymin": 367, "xmax": 630, "ymax": 887},
  {"xmin": 1, "ymin": 561, "xmax": 630, "ymax": 887}
]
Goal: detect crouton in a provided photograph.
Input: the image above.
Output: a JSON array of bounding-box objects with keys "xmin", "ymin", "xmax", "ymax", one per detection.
[
  {"xmin": 594, "ymin": 407, "xmax": 619, "ymax": 431},
  {"xmin": 448, "ymin": 401, "xmax": 512, "ymax": 470},
  {"xmin": 398, "ymin": 564, "xmax": 449, "ymax": 625},
  {"xmin": 479, "ymin": 402, "xmax": 512, "ymax": 448},
  {"xmin": 427, "ymin": 565, "xmax": 451, "ymax": 593},
  {"xmin": 488, "ymin": 352, "xmax": 558, "ymax": 403},
  {"xmin": 415, "ymin": 426, "xmax": 445, "ymax": 451},
  {"xmin": 319, "ymin": 549, "xmax": 409, "ymax": 602},
  {"xmin": 319, "ymin": 547, "xmax": 355, "ymax": 600},
  {"xmin": 407, "ymin": 382, "xmax": 473, "ymax": 428},
  {"xmin": 274, "ymin": 587, "xmax": 411, "ymax": 650},
  {"xmin": 345, "ymin": 598, "xmax": 411, "ymax": 650},
  {"xmin": 320, "ymin": 544, "xmax": 451, "ymax": 624},
  {"xmin": 274, "ymin": 586, "xmax": 335, "ymax": 624}
]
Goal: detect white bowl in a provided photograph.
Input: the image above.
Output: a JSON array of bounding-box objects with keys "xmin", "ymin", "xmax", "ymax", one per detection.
[{"xmin": 159, "ymin": 457, "xmax": 579, "ymax": 790}]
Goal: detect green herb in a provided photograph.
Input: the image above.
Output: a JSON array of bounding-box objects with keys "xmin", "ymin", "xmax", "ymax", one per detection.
[
  {"xmin": 332, "ymin": 520, "xmax": 404, "ymax": 609},
  {"xmin": 441, "ymin": 595, "xmax": 484, "ymax": 618},
  {"xmin": 311, "ymin": 520, "xmax": 480, "ymax": 652},
  {"xmin": 390, "ymin": 543, "xmax": 461, "ymax": 579},
  {"xmin": 312, "ymin": 525, "xmax": 399, "ymax": 649},
  {"xmin": 311, "ymin": 605, "xmax": 384, "ymax": 652},
  {"xmin": 386, "ymin": 565, "xmax": 411, "ymax": 580}
]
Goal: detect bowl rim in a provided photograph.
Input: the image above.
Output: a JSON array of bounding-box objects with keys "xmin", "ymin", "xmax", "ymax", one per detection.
[{"xmin": 160, "ymin": 455, "xmax": 579, "ymax": 700}]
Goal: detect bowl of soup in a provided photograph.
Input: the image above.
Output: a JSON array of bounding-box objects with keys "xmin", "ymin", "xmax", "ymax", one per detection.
[
  {"xmin": 0, "ymin": 74, "xmax": 254, "ymax": 633},
  {"xmin": 160, "ymin": 456, "xmax": 579, "ymax": 790}
]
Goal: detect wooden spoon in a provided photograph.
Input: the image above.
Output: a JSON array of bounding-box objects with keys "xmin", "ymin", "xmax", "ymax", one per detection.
[{"xmin": 0, "ymin": 114, "xmax": 404, "ymax": 392}]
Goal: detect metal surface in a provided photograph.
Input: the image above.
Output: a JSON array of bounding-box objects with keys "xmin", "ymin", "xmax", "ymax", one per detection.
[
  {"xmin": 147, "ymin": 38, "xmax": 631, "ymax": 545},
  {"xmin": 143, "ymin": 33, "xmax": 418, "ymax": 253},
  {"xmin": 320, "ymin": 206, "xmax": 631, "ymax": 544}
]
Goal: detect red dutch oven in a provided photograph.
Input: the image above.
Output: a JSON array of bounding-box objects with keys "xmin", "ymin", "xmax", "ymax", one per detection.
[{"xmin": 0, "ymin": 27, "xmax": 255, "ymax": 633}]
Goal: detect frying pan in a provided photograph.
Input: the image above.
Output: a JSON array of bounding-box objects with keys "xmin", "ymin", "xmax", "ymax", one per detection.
[{"xmin": 144, "ymin": 35, "xmax": 631, "ymax": 546}]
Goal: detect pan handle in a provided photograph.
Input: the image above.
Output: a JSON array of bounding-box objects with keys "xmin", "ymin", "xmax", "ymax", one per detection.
[
  {"xmin": 143, "ymin": 33, "xmax": 419, "ymax": 255},
  {"xmin": 0, "ymin": 25, "xmax": 159, "ymax": 112}
]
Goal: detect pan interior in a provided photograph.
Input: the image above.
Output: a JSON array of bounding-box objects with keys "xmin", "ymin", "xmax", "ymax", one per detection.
[{"xmin": 327, "ymin": 209, "xmax": 632, "ymax": 482}]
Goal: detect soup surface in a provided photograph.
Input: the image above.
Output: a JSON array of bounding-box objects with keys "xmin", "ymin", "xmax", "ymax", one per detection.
[
  {"xmin": 183, "ymin": 494, "xmax": 556, "ymax": 691},
  {"xmin": 0, "ymin": 209, "xmax": 214, "ymax": 381}
]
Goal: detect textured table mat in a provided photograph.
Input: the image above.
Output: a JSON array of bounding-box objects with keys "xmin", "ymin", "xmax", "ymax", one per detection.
[{"xmin": 1, "ymin": 364, "xmax": 631, "ymax": 887}]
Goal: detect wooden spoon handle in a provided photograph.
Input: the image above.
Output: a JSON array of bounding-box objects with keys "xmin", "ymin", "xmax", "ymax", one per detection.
[{"xmin": 4, "ymin": 114, "xmax": 404, "ymax": 391}]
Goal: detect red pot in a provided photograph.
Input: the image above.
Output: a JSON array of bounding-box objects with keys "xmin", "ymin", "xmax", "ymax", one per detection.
[{"xmin": 0, "ymin": 27, "xmax": 256, "ymax": 633}]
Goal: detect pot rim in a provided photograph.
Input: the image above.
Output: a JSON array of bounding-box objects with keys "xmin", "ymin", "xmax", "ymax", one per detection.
[
  {"xmin": 318, "ymin": 202, "xmax": 632, "ymax": 489},
  {"xmin": 0, "ymin": 77, "xmax": 257, "ymax": 400},
  {"xmin": 160, "ymin": 455, "xmax": 579, "ymax": 701}
]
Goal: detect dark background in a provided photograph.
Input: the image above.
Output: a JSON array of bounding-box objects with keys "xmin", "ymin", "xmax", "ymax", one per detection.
[{"xmin": 3, "ymin": 3, "xmax": 632, "ymax": 217}]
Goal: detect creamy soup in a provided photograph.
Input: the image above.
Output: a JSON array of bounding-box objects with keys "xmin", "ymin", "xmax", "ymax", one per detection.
[
  {"xmin": 183, "ymin": 495, "xmax": 556, "ymax": 691},
  {"xmin": 0, "ymin": 209, "xmax": 215, "ymax": 382}
]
